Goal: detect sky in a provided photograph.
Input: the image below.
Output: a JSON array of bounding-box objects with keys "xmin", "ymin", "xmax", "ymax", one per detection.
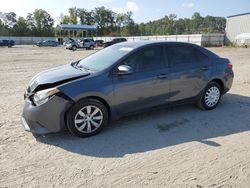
[{"xmin": 0, "ymin": 0, "xmax": 250, "ymax": 24}]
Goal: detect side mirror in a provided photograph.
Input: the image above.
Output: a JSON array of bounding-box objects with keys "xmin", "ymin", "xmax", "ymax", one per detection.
[{"xmin": 117, "ymin": 65, "xmax": 133, "ymax": 75}]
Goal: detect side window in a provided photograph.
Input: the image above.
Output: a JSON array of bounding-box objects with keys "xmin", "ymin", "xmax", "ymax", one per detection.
[
  {"xmin": 166, "ymin": 44, "xmax": 207, "ymax": 65},
  {"xmin": 123, "ymin": 45, "xmax": 167, "ymax": 73}
]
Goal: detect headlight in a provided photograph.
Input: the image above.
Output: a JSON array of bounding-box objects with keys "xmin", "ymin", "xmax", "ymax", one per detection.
[{"xmin": 33, "ymin": 88, "xmax": 60, "ymax": 106}]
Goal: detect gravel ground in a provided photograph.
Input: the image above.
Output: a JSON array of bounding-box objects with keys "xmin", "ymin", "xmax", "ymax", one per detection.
[{"xmin": 0, "ymin": 45, "xmax": 250, "ymax": 188}]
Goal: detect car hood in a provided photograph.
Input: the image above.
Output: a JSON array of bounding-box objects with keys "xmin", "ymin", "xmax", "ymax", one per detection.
[{"xmin": 27, "ymin": 63, "xmax": 90, "ymax": 92}]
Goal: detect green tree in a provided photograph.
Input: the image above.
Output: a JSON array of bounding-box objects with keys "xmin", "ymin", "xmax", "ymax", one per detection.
[
  {"xmin": 77, "ymin": 8, "xmax": 94, "ymax": 25},
  {"xmin": 191, "ymin": 12, "xmax": 203, "ymax": 33},
  {"xmin": 93, "ymin": 6, "xmax": 116, "ymax": 36},
  {"xmin": 121, "ymin": 11, "xmax": 137, "ymax": 36},
  {"xmin": 33, "ymin": 9, "xmax": 54, "ymax": 36},
  {"xmin": 1, "ymin": 9, "xmax": 227, "ymax": 37},
  {"xmin": 61, "ymin": 15, "xmax": 70, "ymax": 24},
  {"xmin": 214, "ymin": 17, "xmax": 226, "ymax": 33},
  {"xmin": 0, "ymin": 18, "xmax": 10, "ymax": 35},
  {"xmin": 12, "ymin": 17, "xmax": 29, "ymax": 36},
  {"xmin": 4, "ymin": 12, "xmax": 17, "ymax": 27},
  {"xmin": 0, "ymin": 12, "xmax": 17, "ymax": 35},
  {"xmin": 68, "ymin": 7, "xmax": 77, "ymax": 24}
]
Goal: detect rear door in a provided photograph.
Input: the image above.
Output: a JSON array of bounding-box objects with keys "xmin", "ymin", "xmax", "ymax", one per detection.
[
  {"xmin": 166, "ymin": 43, "xmax": 210, "ymax": 102},
  {"xmin": 112, "ymin": 44, "xmax": 171, "ymax": 116}
]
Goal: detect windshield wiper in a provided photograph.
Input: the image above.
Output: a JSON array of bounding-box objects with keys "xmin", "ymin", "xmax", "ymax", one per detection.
[
  {"xmin": 71, "ymin": 61, "xmax": 87, "ymax": 71},
  {"xmin": 71, "ymin": 61, "xmax": 96, "ymax": 72},
  {"xmin": 78, "ymin": 66, "xmax": 90, "ymax": 71}
]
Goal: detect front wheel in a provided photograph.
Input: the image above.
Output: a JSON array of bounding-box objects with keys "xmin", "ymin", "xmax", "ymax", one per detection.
[
  {"xmin": 66, "ymin": 99, "xmax": 108, "ymax": 137},
  {"xmin": 197, "ymin": 82, "xmax": 222, "ymax": 110}
]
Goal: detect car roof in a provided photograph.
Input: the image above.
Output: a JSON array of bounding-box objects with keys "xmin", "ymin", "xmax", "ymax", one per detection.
[
  {"xmin": 114, "ymin": 40, "xmax": 199, "ymax": 48},
  {"xmin": 113, "ymin": 40, "xmax": 218, "ymax": 58}
]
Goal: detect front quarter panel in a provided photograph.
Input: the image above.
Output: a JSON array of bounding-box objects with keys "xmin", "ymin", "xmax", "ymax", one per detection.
[{"xmin": 58, "ymin": 72, "xmax": 114, "ymax": 109}]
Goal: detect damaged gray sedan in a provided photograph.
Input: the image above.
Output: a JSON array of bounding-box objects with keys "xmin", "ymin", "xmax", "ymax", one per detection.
[{"xmin": 22, "ymin": 41, "xmax": 234, "ymax": 137}]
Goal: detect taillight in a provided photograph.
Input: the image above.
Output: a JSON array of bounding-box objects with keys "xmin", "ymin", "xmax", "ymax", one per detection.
[{"xmin": 227, "ymin": 63, "xmax": 233, "ymax": 69}]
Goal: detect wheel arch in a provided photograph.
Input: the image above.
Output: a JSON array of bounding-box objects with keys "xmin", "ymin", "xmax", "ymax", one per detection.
[
  {"xmin": 209, "ymin": 78, "xmax": 225, "ymax": 94},
  {"xmin": 66, "ymin": 96, "xmax": 111, "ymax": 120}
]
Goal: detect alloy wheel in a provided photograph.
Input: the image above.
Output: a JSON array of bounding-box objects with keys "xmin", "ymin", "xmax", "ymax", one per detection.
[
  {"xmin": 74, "ymin": 105, "xmax": 103, "ymax": 133},
  {"xmin": 204, "ymin": 86, "xmax": 220, "ymax": 107}
]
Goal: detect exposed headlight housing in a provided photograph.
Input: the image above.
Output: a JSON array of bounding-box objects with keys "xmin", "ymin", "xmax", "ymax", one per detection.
[{"xmin": 33, "ymin": 88, "xmax": 60, "ymax": 106}]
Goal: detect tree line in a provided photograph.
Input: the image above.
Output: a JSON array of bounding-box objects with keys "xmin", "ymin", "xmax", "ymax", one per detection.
[
  {"xmin": 0, "ymin": 10, "xmax": 54, "ymax": 36},
  {"xmin": 0, "ymin": 7, "xmax": 226, "ymax": 37}
]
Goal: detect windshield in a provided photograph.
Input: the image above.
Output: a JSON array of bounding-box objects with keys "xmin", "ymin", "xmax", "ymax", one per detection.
[{"xmin": 77, "ymin": 45, "xmax": 133, "ymax": 71}]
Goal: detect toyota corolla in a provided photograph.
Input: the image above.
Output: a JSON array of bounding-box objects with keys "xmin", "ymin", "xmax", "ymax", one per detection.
[{"xmin": 22, "ymin": 41, "xmax": 234, "ymax": 137}]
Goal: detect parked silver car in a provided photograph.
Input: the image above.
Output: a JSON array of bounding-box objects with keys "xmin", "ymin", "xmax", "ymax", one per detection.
[{"xmin": 66, "ymin": 38, "xmax": 95, "ymax": 51}]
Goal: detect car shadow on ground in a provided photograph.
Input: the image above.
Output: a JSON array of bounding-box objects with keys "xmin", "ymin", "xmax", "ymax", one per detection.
[{"xmin": 36, "ymin": 93, "xmax": 250, "ymax": 158}]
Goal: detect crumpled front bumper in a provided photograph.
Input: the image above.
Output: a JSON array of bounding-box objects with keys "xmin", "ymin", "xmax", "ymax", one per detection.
[{"xmin": 21, "ymin": 95, "xmax": 73, "ymax": 135}]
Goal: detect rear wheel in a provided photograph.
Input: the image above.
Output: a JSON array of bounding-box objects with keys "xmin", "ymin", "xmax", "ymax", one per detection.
[
  {"xmin": 72, "ymin": 45, "xmax": 77, "ymax": 51},
  {"xmin": 198, "ymin": 82, "xmax": 222, "ymax": 110},
  {"xmin": 66, "ymin": 99, "xmax": 108, "ymax": 137}
]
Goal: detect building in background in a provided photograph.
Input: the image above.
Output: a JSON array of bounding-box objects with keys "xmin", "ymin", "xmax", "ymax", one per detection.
[{"xmin": 226, "ymin": 13, "xmax": 250, "ymax": 45}]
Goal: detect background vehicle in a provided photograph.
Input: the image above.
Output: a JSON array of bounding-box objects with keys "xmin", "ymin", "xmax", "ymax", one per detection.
[
  {"xmin": 36, "ymin": 40, "xmax": 59, "ymax": 47},
  {"xmin": 22, "ymin": 41, "xmax": 234, "ymax": 138},
  {"xmin": 63, "ymin": 38, "xmax": 75, "ymax": 46},
  {"xmin": 103, "ymin": 38, "xmax": 127, "ymax": 47},
  {"xmin": 0, "ymin": 39, "xmax": 15, "ymax": 47},
  {"xmin": 95, "ymin": 40, "xmax": 104, "ymax": 47},
  {"xmin": 66, "ymin": 38, "xmax": 95, "ymax": 51}
]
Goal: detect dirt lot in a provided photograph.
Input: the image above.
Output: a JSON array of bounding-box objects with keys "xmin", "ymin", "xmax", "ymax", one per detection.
[{"xmin": 0, "ymin": 45, "xmax": 250, "ymax": 188}]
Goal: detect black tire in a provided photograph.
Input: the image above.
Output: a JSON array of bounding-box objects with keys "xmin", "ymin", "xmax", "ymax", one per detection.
[
  {"xmin": 66, "ymin": 99, "xmax": 108, "ymax": 138},
  {"xmin": 197, "ymin": 81, "xmax": 222, "ymax": 110},
  {"xmin": 90, "ymin": 45, "xmax": 94, "ymax": 50},
  {"xmin": 72, "ymin": 45, "xmax": 77, "ymax": 51}
]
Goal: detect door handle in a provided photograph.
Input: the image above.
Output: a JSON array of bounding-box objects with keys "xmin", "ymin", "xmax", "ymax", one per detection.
[
  {"xmin": 200, "ymin": 66, "xmax": 209, "ymax": 71},
  {"xmin": 157, "ymin": 74, "xmax": 167, "ymax": 79}
]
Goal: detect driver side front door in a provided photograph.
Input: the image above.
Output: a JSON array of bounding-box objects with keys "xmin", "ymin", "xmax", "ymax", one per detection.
[{"xmin": 112, "ymin": 44, "xmax": 171, "ymax": 117}]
